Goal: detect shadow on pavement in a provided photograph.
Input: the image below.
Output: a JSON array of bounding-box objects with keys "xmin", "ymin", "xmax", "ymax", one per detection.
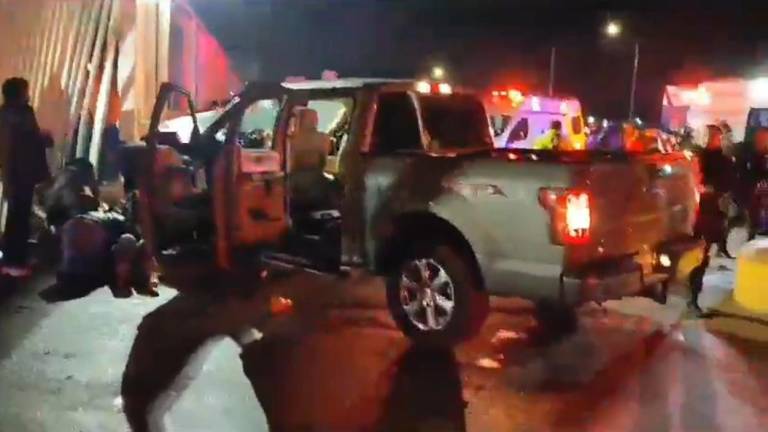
[
  {"xmin": 119, "ymin": 268, "xmax": 472, "ymax": 432},
  {"xmin": 38, "ymin": 279, "xmax": 102, "ymax": 303},
  {"xmin": 377, "ymin": 346, "xmax": 466, "ymax": 432},
  {"xmin": 0, "ymin": 275, "xmax": 23, "ymax": 306},
  {"xmin": 704, "ymin": 310, "xmax": 768, "ymax": 327},
  {"xmin": 121, "ymin": 290, "xmax": 259, "ymax": 432},
  {"xmin": 548, "ymin": 329, "xmax": 669, "ymax": 431}
]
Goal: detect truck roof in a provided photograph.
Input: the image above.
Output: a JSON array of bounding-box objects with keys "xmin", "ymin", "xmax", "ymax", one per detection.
[
  {"xmin": 281, "ymin": 78, "xmax": 411, "ymax": 90},
  {"xmin": 237, "ymin": 78, "xmax": 475, "ymax": 99}
]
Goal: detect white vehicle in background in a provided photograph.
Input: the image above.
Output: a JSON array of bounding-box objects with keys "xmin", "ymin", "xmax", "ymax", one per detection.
[
  {"xmin": 663, "ymin": 77, "xmax": 768, "ymax": 148},
  {"xmin": 486, "ymin": 89, "xmax": 587, "ymax": 150}
]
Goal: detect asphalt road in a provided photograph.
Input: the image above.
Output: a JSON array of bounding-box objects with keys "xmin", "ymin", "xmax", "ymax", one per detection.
[{"xmin": 1, "ymin": 255, "xmax": 767, "ymax": 432}]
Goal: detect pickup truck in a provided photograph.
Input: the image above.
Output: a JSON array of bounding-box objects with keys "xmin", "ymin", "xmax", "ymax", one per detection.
[{"xmin": 130, "ymin": 79, "xmax": 702, "ymax": 346}]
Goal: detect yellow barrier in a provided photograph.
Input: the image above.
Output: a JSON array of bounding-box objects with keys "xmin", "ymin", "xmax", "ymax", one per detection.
[{"xmin": 734, "ymin": 239, "xmax": 768, "ymax": 313}]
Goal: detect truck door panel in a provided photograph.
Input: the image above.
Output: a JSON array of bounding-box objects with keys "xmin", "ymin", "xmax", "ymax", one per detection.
[
  {"xmin": 215, "ymin": 86, "xmax": 289, "ymax": 268},
  {"xmin": 142, "ymin": 83, "xmax": 201, "ymax": 255}
]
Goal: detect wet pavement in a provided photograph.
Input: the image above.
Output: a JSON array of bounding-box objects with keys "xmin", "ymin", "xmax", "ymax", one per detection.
[{"xmin": 1, "ymin": 252, "xmax": 768, "ymax": 431}]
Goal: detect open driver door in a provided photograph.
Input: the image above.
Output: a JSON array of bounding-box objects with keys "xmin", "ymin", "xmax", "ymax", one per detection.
[{"xmin": 212, "ymin": 83, "xmax": 290, "ymax": 269}]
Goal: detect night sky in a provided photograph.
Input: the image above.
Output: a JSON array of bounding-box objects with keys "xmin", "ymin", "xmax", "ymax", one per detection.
[{"xmin": 189, "ymin": 0, "xmax": 768, "ymax": 122}]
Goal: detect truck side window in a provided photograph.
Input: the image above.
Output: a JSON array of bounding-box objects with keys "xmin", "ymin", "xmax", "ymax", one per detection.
[
  {"xmin": 372, "ymin": 92, "xmax": 421, "ymax": 153},
  {"xmin": 506, "ymin": 117, "xmax": 529, "ymax": 146},
  {"xmin": 239, "ymin": 98, "xmax": 279, "ymax": 149}
]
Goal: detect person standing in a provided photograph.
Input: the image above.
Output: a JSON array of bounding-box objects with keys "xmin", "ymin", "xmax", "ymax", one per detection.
[
  {"xmin": 533, "ymin": 120, "xmax": 568, "ymax": 151},
  {"xmin": 695, "ymin": 124, "xmax": 735, "ymax": 258},
  {"xmin": 689, "ymin": 125, "xmax": 735, "ymax": 314},
  {"xmin": 735, "ymin": 126, "xmax": 768, "ymax": 241},
  {"xmin": 0, "ymin": 77, "xmax": 52, "ymax": 276}
]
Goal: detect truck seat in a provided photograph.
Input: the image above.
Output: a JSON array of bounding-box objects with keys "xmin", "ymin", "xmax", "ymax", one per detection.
[{"xmin": 288, "ymin": 108, "xmax": 335, "ymax": 213}]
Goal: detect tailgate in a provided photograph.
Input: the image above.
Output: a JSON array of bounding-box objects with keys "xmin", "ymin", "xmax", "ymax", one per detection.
[{"xmin": 567, "ymin": 153, "xmax": 698, "ymax": 270}]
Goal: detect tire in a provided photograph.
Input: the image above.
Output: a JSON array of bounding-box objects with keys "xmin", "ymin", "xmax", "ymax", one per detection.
[
  {"xmin": 386, "ymin": 239, "xmax": 488, "ymax": 347},
  {"xmin": 534, "ymin": 299, "xmax": 578, "ymax": 342}
]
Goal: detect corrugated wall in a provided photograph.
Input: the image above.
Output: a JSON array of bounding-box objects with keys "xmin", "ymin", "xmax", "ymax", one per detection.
[
  {"xmin": 0, "ymin": 0, "xmax": 240, "ymax": 233},
  {"xmin": 1, "ymin": 0, "xmax": 98, "ymax": 169},
  {"xmin": 0, "ymin": 0, "xmax": 176, "ymax": 231},
  {"xmin": 0, "ymin": 0, "xmax": 239, "ymax": 170},
  {"xmin": 0, "ymin": 0, "xmax": 173, "ymax": 171}
]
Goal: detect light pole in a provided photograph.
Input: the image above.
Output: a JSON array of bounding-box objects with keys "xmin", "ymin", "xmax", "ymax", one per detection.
[
  {"xmin": 548, "ymin": 46, "xmax": 556, "ymax": 96},
  {"xmin": 605, "ymin": 20, "xmax": 640, "ymax": 119},
  {"xmin": 629, "ymin": 41, "xmax": 639, "ymax": 120}
]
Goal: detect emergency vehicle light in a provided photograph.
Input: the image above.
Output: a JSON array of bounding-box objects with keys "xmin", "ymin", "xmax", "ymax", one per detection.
[
  {"xmin": 438, "ymin": 83, "xmax": 453, "ymax": 95},
  {"xmin": 415, "ymin": 81, "xmax": 432, "ymax": 94},
  {"xmin": 490, "ymin": 88, "xmax": 524, "ymax": 105},
  {"xmin": 415, "ymin": 81, "xmax": 453, "ymax": 95}
]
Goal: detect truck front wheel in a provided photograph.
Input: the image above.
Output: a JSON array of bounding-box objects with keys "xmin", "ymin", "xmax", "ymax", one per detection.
[{"xmin": 386, "ymin": 240, "xmax": 488, "ymax": 346}]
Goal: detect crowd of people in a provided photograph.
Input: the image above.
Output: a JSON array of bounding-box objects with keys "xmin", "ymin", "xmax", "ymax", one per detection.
[
  {"xmin": 686, "ymin": 122, "xmax": 768, "ymax": 312},
  {"xmin": 0, "ymin": 77, "xmax": 155, "ymax": 298}
]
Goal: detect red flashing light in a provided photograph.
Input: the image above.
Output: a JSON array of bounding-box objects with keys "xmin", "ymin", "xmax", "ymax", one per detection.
[
  {"xmin": 416, "ymin": 81, "xmax": 453, "ymax": 95},
  {"xmin": 490, "ymin": 88, "xmax": 524, "ymax": 106}
]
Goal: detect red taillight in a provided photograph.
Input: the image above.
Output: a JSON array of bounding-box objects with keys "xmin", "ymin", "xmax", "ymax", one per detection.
[
  {"xmin": 539, "ymin": 188, "xmax": 592, "ymax": 245},
  {"xmin": 563, "ymin": 192, "xmax": 591, "ymax": 244}
]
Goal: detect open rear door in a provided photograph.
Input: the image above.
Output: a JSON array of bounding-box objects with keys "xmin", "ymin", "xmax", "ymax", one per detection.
[{"xmin": 139, "ymin": 83, "xmax": 200, "ymax": 258}]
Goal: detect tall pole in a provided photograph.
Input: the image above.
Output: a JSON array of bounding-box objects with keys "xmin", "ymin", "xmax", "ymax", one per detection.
[
  {"xmin": 629, "ymin": 41, "xmax": 639, "ymax": 119},
  {"xmin": 548, "ymin": 46, "xmax": 556, "ymax": 96}
]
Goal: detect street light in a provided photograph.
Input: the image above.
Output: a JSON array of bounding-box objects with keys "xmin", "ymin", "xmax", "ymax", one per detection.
[
  {"xmin": 604, "ymin": 19, "xmax": 639, "ymax": 119},
  {"xmin": 605, "ymin": 20, "xmax": 622, "ymax": 37},
  {"xmin": 431, "ymin": 66, "xmax": 446, "ymax": 80},
  {"xmin": 550, "ymin": 18, "xmax": 620, "ymax": 97}
]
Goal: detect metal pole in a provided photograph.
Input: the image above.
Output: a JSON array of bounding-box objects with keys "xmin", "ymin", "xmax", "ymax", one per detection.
[
  {"xmin": 548, "ymin": 46, "xmax": 556, "ymax": 97},
  {"xmin": 629, "ymin": 41, "xmax": 639, "ymax": 119}
]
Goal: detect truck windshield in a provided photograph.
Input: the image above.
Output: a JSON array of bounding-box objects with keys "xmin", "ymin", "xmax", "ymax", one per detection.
[{"xmin": 419, "ymin": 94, "xmax": 493, "ymax": 151}]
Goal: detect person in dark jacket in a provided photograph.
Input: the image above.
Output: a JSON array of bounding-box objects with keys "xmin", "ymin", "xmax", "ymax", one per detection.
[
  {"xmin": 0, "ymin": 77, "xmax": 52, "ymax": 276},
  {"xmin": 689, "ymin": 125, "xmax": 735, "ymax": 314},
  {"xmin": 734, "ymin": 127, "xmax": 768, "ymax": 240},
  {"xmin": 695, "ymin": 124, "xmax": 735, "ymax": 258}
]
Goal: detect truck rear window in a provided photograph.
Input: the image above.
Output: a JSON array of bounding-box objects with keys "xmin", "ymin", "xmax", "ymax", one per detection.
[{"xmin": 419, "ymin": 95, "xmax": 493, "ymax": 150}]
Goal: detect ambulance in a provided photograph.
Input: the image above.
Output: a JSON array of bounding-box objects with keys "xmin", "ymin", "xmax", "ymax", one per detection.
[{"xmin": 486, "ymin": 89, "xmax": 587, "ymax": 150}]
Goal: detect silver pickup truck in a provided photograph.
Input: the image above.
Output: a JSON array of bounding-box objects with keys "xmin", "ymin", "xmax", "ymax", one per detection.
[{"xmin": 134, "ymin": 79, "xmax": 702, "ymax": 346}]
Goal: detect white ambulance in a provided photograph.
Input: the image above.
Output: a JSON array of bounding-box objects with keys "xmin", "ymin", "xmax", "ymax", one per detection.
[{"xmin": 486, "ymin": 89, "xmax": 587, "ymax": 150}]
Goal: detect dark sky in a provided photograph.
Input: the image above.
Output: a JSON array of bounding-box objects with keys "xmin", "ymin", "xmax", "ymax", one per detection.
[{"xmin": 189, "ymin": 0, "xmax": 768, "ymax": 121}]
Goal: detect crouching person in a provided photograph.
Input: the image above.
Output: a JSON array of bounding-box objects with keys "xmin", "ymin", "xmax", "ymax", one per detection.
[{"xmin": 58, "ymin": 211, "xmax": 157, "ymax": 298}]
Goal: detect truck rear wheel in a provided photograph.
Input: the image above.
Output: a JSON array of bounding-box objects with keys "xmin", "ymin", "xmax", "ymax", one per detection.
[{"xmin": 386, "ymin": 240, "xmax": 488, "ymax": 346}]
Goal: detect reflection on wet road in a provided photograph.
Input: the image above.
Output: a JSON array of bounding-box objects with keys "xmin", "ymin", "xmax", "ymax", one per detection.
[{"xmin": 119, "ymin": 270, "xmax": 768, "ymax": 432}]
